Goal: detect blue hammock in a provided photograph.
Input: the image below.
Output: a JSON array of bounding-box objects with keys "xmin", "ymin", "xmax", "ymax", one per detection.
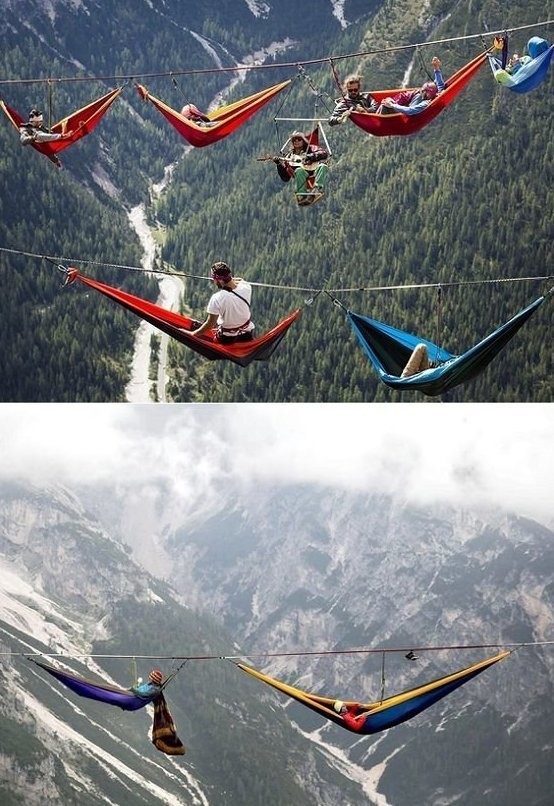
[
  {"xmin": 31, "ymin": 658, "xmax": 158, "ymax": 710},
  {"xmin": 347, "ymin": 293, "xmax": 548, "ymax": 396},
  {"xmin": 488, "ymin": 37, "xmax": 553, "ymax": 94}
]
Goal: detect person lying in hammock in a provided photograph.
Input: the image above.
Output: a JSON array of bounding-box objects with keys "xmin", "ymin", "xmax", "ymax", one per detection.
[
  {"xmin": 180, "ymin": 103, "xmax": 215, "ymax": 126},
  {"xmin": 273, "ymin": 130, "xmax": 329, "ymax": 205},
  {"xmin": 131, "ymin": 668, "xmax": 165, "ymax": 698},
  {"xmin": 328, "ymin": 73, "xmax": 379, "ymax": 125},
  {"xmin": 333, "ymin": 700, "xmax": 371, "ymax": 732},
  {"xmin": 378, "ymin": 57, "xmax": 445, "ymax": 115},
  {"xmin": 400, "ymin": 343, "xmax": 438, "ymax": 377},
  {"xmin": 192, "ymin": 261, "xmax": 255, "ymax": 343},
  {"xmin": 19, "ymin": 108, "xmax": 68, "ymax": 145}
]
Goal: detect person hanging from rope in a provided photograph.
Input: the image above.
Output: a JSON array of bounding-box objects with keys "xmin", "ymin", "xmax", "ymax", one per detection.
[
  {"xmin": 333, "ymin": 700, "xmax": 368, "ymax": 732},
  {"xmin": 328, "ymin": 74, "xmax": 379, "ymax": 125},
  {"xmin": 191, "ymin": 261, "xmax": 255, "ymax": 343},
  {"xmin": 180, "ymin": 103, "xmax": 215, "ymax": 127},
  {"xmin": 273, "ymin": 130, "xmax": 329, "ymax": 205},
  {"xmin": 377, "ymin": 57, "xmax": 445, "ymax": 114},
  {"xmin": 19, "ymin": 108, "xmax": 68, "ymax": 145}
]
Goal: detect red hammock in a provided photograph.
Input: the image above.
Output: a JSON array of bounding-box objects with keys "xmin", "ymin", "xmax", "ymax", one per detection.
[
  {"xmin": 66, "ymin": 269, "xmax": 301, "ymax": 367},
  {"xmin": 0, "ymin": 88, "xmax": 122, "ymax": 165},
  {"xmin": 349, "ymin": 51, "xmax": 488, "ymax": 136},
  {"xmin": 136, "ymin": 80, "xmax": 291, "ymax": 147}
]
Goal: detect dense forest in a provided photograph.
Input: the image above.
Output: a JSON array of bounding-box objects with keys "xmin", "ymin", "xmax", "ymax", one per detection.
[{"xmin": 0, "ymin": 0, "xmax": 551, "ymax": 402}]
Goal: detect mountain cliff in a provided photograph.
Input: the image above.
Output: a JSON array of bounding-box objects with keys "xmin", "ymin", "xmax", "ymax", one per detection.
[{"xmin": 2, "ymin": 477, "xmax": 551, "ymax": 804}]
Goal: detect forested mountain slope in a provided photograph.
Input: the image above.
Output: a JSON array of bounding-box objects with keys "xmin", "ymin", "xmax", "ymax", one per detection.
[{"xmin": 0, "ymin": 0, "xmax": 551, "ymax": 401}]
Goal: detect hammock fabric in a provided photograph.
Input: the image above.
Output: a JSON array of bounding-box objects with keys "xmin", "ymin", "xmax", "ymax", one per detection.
[
  {"xmin": 31, "ymin": 657, "xmax": 157, "ymax": 711},
  {"xmin": 235, "ymin": 651, "xmax": 510, "ymax": 735},
  {"xmin": 152, "ymin": 694, "xmax": 186, "ymax": 755},
  {"xmin": 347, "ymin": 293, "xmax": 547, "ymax": 396},
  {"xmin": 136, "ymin": 80, "xmax": 291, "ymax": 147},
  {"xmin": 349, "ymin": 52, "xmax": 488, "ymax": 136},
  {"xmin": 0, "ymin": 88, "xmax": 122, "ymax": 165},
  {"xmin": 488, "ymin": 38, "xmax": 554, "ymax": 94},
  {"xmin": 66, "ymin": 269, "xmax": 301, "ymax": 367}
]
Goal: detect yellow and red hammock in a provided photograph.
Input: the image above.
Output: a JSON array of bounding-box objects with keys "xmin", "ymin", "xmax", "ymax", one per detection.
[
  {"xmin": 0, "ymin": 87, "xmax": 122, "ymax": 166},
  {"xmin": 349, "ymin": 51, "xmax": 488, "ymax": 136},
  {"xmin": 65, "ymin": 268, "xmax": 301, "ymax": 367},
  {"xmin": 136, "ymin": 79, "xmax": 291, "ymax": 147}
]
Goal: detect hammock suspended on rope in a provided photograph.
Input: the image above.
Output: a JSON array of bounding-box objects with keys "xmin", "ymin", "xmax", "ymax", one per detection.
[
  {"xmin": 30, "ymin": 657, "xmax": 160, "ymax": 711},
  {"xmin": 65, "ymin": 268, "xmax": 301, "ymax": 367},
  {"xmin": 235, "ymin": 651, "xmax": 509, "ymax": 735},
  {"xmin": 31, "ymin": 657, "xmax": 186, "ymax": 754},
  {"xmin": 0, "ymin": 87, "xmax": 122, "ymax": 166},
  {"xmin": 348, "ymin": 51, "xmax": 488, "ymax": 136},
  {"xmin": 488, "ymin": 37, "xmax": 553, "ymax": 94},
  {"xmin": 136, "ymin": 80, "xmax": 291, "ymax": 147},
  {"xmin": 347, "ymin": 291, "xmax": 549, "ymax": 396}
]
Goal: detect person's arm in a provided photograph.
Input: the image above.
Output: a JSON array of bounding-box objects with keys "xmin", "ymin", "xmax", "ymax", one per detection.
[
  {"xmin": 191, "ymin": 312, "xmax": 218, "ymax": 336},
  {"xmin": 273, "ymin": 157, "xmax": 292, "ymax": 182},
  {"xmin": 328, "ymin": 98, "xmax": 350, "ymax": 126},
  {"xmin": 381, "ymin": 97, "xmax": 428, "ymax": 115},
  {"xmin": 305, "ymin": 147, "xmax": 328, "ymax": 164},
  {"xmin": 431, "ymin": 57, "xmax": 445, "ymax": 92}
]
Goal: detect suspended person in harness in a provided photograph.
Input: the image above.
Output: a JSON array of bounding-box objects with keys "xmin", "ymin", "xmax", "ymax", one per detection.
[{"xmin": 192, "ymin": 261, "xmax": 255, "ymax": 343}]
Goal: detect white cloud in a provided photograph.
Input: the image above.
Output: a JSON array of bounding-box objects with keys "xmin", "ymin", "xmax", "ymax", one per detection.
[{"xmin": 0, "ymin": 403, "xmax": 552, "ymax": 525}]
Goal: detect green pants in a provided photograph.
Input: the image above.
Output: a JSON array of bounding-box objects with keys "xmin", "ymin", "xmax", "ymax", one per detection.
[{"xmin": 294, "ymin": 164, "xmax": 328, "ymax": 194}]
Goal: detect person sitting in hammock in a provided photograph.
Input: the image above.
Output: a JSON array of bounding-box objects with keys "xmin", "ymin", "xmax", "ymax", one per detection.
[
  {"xmin": 131, "ymin": 668, "xmax": 164, "ymax": 698},
  {"xmin": 273, "ymin": 131, "xmax": 329, "ymax": 205},
  {"xmin": 378, "ymin": 57, "xmax": 445, "ymax": 115},
  {"xmin": 180, "ymin": 103, "xmax": 215, "ymax": 127},
  {"xmin": 192, "ymin": 261, "xmax": 255, "ymax": 343},
  {"xmin": 19, "ymin": 108, "xmax": 68, "ymax": 145},
  {"xmin": 328, "ymin": 73, "xmax": 378, "ymax": 125}
]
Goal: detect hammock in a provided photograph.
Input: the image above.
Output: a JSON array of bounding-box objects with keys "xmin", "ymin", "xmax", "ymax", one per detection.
[
  {"xmin": 488, "ymin": 38, "xmax": 553, "ymax": 94},
  {"xmin": 66, "ymin": 269, "xmax": 301, "ymax": 367},
  {"xmin": 136, "ymin": 80, "xmax": 291, "ymax": 147},
  {"xmin": 347, "ymin": 292, "xmax": 548, "ymax": 396},
  {"xmin": 30, "ymin": 657, "xmax": 158, "ymax": 711},
  {"xmin": 0, "ymin": 87, "xmax": 122, "ymax": 165},
  {"xmin": 349, "ymin": 51, "xmax": 488, "ymax": 136},
  {"xmin": 235, "ymin": 651, "xmax": 510, "ymax": 735}
]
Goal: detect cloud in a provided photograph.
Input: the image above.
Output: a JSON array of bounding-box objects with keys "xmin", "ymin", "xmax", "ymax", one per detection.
[{"xmin": 0, "ymin": 403, "xmax": 552, "ymax": 525}]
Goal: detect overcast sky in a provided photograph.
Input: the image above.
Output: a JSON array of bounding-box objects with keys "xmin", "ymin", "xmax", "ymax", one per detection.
[{"xmin": 0, "ymin": 403, "xmax": 552, "ymax": 526}]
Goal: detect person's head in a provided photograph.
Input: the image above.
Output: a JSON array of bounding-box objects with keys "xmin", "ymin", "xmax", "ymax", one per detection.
[
  {"xmin": 333, "ymin": 700, "xmax": 347, "ymax": 714},
  {"xmin": 210, "ymin": 260, "xmax": 233, "ymax": 286},
  {"xmin": 149, "ymin": 669, "xmax": 164, "ymax": 686},
  {"xmin": 420, "ymin": 81, "xmax": 438, "ymax": 101},
  {"xmin": 181, "ymin": 103, "xmax": 202, "ymax": 120},
  {"xmin": 290, "ymin": 131, "xmax": 308, "ymax": 151},
  {"xmin": 29, "ymin": 108, "xmax": 43, "ymax": 125},
  {"xmin": 344, "ymin": 74, "xmax": 362, "ymax": 97}
]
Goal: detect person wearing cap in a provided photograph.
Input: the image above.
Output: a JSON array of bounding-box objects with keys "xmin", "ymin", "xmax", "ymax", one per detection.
[
  {"xmin": 191, "ymin": 261, "xmax": 255, "ymax": 343},
  {"xmin": 180, "ymin": 103, "xmax": 215, "ymax": 127},
  {"xmin": 328, "ymin": 74, "xmax": 379, "ymax": 125},
  {"xmin": 333, "ymin": 700, "xmax": 367, "ymax": 731},
  {"xmin": 19, "ymin": 109, "xmax": 66, "ymax": 145},
  {"xmin": 132, "ymin": 669, "xmax": 164, "ymax": 698},
  {"xmin": 273, "ymin": 130, "xmax": 329, "ymax": 205},
  {"xmin": 378, "ymin": 57, "xmax": 445, "ymax": 115}
]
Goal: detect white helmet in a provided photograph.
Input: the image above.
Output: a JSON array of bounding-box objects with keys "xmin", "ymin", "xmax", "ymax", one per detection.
[{"xmin": 333, "ymin": 700, "xmax": 345, "ymax": 713}]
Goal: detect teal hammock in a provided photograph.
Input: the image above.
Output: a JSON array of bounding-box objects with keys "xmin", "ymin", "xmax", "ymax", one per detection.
[{"xmin": 347, "ymin": 291, "xmax": 550, "ymax": 396}]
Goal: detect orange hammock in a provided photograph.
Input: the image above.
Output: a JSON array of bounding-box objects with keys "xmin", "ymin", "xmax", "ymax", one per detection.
[
  {"xmin": 65, "ymin": 269, "xmax": 301, "ymax": 367},
  {"xmin": 0, "ymin": 87, "xmax": 122, "ymax": 166},
  {"xmin": 136, "ymin": 79, "xmax": 291, "ymax": 147},
  {"xmin": 349, "ymin": 51, "xmax": 488, "ymax": 136}
]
